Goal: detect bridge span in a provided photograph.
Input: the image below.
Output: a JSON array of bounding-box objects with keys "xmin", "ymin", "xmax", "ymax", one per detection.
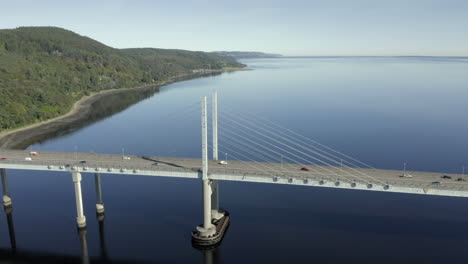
[
  {"xmin": 0, "ymin": 149, "xmax": 467, "ymax": 197},
  {"xmin": 0, "ymin": 92, "xmax": 466, "ymax": 247}
]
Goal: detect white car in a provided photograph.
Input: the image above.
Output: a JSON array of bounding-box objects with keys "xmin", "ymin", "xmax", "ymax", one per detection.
[
  {"xmin": 123, "ymin": 156, "xmax": 131, "ymax": 160},
  {"xmin": 25, "ymin": 157, "xmax": 32, "ymax": 161},
  {"xmin": 218, "ymin": 160, "xmax": 228, "ymax": 165}
]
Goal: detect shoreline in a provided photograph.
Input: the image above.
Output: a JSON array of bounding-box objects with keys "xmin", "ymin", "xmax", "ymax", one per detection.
[{"xmin": 0, "ymin": 68, "xmax": 247, "ymax": 149}]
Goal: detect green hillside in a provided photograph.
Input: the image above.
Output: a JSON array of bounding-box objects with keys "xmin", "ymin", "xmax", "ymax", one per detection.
[{"xmin": 0, "ymin": 27, "xmax": 244, "ymax": 130}]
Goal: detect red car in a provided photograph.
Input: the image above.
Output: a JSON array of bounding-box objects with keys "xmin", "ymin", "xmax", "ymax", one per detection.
[
  {"xmin": 300, "ymin": 167, "xmax": 310, "ymax": 171},
  {"xmin": 0, "ymin": 157, "xmax": 6, "ymax": 160}
]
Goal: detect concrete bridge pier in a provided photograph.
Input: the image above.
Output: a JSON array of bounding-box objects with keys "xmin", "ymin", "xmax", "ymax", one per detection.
[
  {"xmin": 0, "ymin": 168, "xmax": 12, "ymax": 207},
  {"xmin": 94, "ymin": 173, "xmax": 105, "ymax": 215},
  {"xmin": 196, "ymin": 179, "xmax": 216, "ymax": 236},
  {"xmin": 72, "ymin": 172, "xmax": 86, "ymax": 229}
]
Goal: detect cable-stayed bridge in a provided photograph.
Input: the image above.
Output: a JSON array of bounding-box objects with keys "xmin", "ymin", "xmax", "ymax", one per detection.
[{"xmin": 0, "ymin": 92, "xmax": 466, "ymax": 246}]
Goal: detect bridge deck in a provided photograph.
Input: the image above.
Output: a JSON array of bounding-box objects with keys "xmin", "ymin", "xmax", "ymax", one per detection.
[{"xmin": 0, "ymin": 150, "xmax": 467, "ymax": 197}]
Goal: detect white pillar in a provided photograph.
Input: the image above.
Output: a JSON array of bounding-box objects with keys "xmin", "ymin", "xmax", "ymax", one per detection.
[
  {"xmin": 196, "ymin": 97, "xmax": 215, "ymax": 236},
  {"xmin": 211, "ymin": 91, "xmax": 223, "ymax": 220},
  {"xmin": 212, "ymin": 91, "xmax": 218, "ymax": 161},
  {"xmin": 0, "ymin": 168, "xmax": 12, "ymax": 207},
  {"xmin": 72, "ymin": 172, "xmax": 86, "ymax": 228},
  {"xmin": 202, "ymin": 96, "xmax": 208, "ymax": 180}
]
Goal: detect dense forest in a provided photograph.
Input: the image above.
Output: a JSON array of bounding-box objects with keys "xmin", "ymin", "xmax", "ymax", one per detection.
[{"xmin": 0, "ymin": 27, "xmax": 244, "ymax": 130}]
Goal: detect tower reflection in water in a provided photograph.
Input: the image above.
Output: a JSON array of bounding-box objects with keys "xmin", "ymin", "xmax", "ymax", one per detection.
[
  {"xmin": 202, "ymin": 247, "xmax": 221, "ymax": 264},
  {"xmin": 2, "ymin": 206, "xmax": 224, "ymax": 263},
  {"xmin": 4, "ymin": 205, "xmax": 16, "ymax": 253},
  {"xmin": 78, "ymin": 212, "xmax": 110, "ymax": 264},
  {"xmin": 193, "ymin": 241, "xmax": 222, "ymax": 264},
  {"xmin": 0, "ymin": 206, "xmax": 109, "ymax": 264}
]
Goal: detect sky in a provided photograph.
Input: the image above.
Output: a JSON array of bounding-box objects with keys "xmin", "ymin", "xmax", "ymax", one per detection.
[{"xmin": 1, "ymin": 0, "xmax": 467, "ymax": 56}]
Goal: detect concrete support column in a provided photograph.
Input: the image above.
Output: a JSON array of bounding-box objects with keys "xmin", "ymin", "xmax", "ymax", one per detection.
[
  {"xmin": 94, "ymin": 173, "xmax": 105, "ymax": 215},
  {"xmin": 196, "ymin": 179, "xmax": 215, "ymax": 236},
  {"xmin": 0, "ymin": 168, "xmax": 12, "ymax": 207},
  {"xmin": 72, "ymin": 172, "xmax": 86, "ymax": 228},
  {"xmin": 211, "ymin": 180, "xmax": 224, "ymax": 220}
]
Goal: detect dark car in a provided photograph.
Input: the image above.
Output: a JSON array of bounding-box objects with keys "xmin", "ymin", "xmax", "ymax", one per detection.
[
  {"xmin": 79, "ymin": 160, "xmax": 87, "ymax": 164},
  {"xmin": 441, "ymin": 175, "xmax": 452, "ymax": 179},
  {"xmin": 300, "ymin": 167, "xmax": 310, "ymax": 171},
  {"xmin": 432, "ymin": 181, "xmax": 443, "ymax": 185},
  {"xmin": 457, "ymin": 178, "xmax": 466, "ymax": 182}
]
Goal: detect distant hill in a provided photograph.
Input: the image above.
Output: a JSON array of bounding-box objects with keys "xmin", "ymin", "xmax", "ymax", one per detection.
[
  {"xmin": 0, "ymin": 27, "xmax": 244, "ymax": 130},
  {"xmin": 213, "ymin": 51, "xmax": 283, "ymax": 59}
]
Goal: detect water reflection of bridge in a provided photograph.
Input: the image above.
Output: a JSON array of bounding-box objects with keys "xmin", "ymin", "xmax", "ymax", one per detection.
[
  {"xmin": 0, "ymin": 204, "xmax": 104, "ymax": 264},
  {"xmin": 0, "ymin": 204, "xmax": 217, "ymax": 264}
]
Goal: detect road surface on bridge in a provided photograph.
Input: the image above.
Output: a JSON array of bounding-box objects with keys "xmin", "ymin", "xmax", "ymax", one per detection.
[{"xmin": 0, "ymin": 150, "xmax": 467, "ymax": 196}]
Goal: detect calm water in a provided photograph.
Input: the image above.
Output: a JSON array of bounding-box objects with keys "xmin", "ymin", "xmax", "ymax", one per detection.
[{"xmin": 2, "ymin": 57, "xmax": 468, "ymax": 263}]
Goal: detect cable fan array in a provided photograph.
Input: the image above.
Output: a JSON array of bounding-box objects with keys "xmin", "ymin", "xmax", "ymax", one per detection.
[{"xmin": 207, "ymin": 103, "xmax": 386, "ymax": 186}]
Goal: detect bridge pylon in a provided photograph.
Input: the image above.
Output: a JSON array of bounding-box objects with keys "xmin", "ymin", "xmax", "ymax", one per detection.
[
  {"xmin": 192, "ymin": 95, "xmax": 230, "ymax": 247},
  {"xmin": 211, "ymin": 91, "xmax": 224, "ymax": 220}
]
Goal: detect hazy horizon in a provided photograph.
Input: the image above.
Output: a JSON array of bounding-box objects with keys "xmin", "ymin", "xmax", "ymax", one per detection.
[{"xmin": 1, "ymin": 0, "xmax": 467, "ymax": 57}]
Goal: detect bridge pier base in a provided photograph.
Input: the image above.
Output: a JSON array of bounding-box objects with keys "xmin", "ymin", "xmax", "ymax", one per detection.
[
  {"xmin": 0, "ymin": 168, "xmax": 12, "ymax": 207},
  {"xmin": 192, "ymin": 179, "xmax": 230, "ymax": 247},
  {"xmin": 94, "ymin": 173, "xmax": 105, "ymax": 215},
  {"xmin": 72, "ymin": 172, "xmax": 86, "ymax": 229}
]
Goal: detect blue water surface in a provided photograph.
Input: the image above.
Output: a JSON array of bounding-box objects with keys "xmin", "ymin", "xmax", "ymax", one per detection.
[{"xmin": 2, "ymin": 57, "xmax": 468, "ymax": 263}]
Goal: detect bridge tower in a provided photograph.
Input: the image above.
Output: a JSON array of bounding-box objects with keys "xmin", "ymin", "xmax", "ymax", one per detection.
[
  {"xmin": 211, "ymin": 91, "xmax": 224, "ymax": 220},
  {"xmin": 192, "ymin": 95, "xmax": 230, "ymax": 246},
  {"xmin": 195, "ymin": 96, "xmax": 216, "ymax": 237}
]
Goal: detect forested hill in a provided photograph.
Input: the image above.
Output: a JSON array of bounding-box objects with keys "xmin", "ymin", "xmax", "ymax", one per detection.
[{"xmin": 0, "ymin": 27, "xmax": 244, "ymax": 130}]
